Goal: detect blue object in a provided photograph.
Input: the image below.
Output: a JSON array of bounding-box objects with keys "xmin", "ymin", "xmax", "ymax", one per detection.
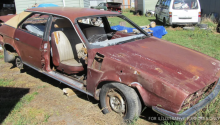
[
  {"xmin": 111, "ymin": 25, "xmax": 135, "ymax": 33},
  {"xmin": 37, "ymin": 3, "xmax": 59, "ymax": 8},
  {"xmin": 111, "ymin": 25, "xmax": 167, "ymax": 39},
  {"xmin": 149, "ymin": 26, "xmax": 167, "ymax": 39}
]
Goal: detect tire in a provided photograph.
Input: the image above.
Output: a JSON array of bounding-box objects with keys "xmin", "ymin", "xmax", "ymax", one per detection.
[
  {"xmin": 183, "ymin": 27, "xmax": 195, "ymax": 30},
  {"xmin": 197, "ymin": 24, "xmax": 208, "ymax": 29},
  {"xmin": 15, "ymin": 56, "xmax": 23, "ymax": 69},
  {"xmin": 100, "ymin": 83, "xmax": 142, "ymax": 121},
  {"xmin": 163, "ymin": 18, "xmax": 166, "ymax": 26},
  {"xmin": 156, "ymin": 15, "xmax": 158, "ymax": 21}
]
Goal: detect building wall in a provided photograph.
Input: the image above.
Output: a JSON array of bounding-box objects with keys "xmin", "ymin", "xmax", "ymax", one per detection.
[
  {"xmin": 135, "ymin": 0, "xmax": 157, "ymax": 14},
  {"xmin": 15, "ymin": 0, "xmax": 84, "ymax": 14},
  {"xmin": 84, "ymin": 0, "xmax": 90, "ymax": 8},
  {"xmin": 90, "ymin": 0, "xmax": 131, "ymax": 9},
  {"xmin": 144, "ymin": 0, "xmax": 157, "ymax": 11},
  {"xmin": 200, "ymin": 0, "xmax": 220, "ymax": 16}
]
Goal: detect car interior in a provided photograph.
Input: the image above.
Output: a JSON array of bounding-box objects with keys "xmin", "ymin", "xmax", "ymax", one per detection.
[
  {"xmin": 77, "ymin": 16, "xmax": 137, "ymax": 44},
  {"xmin": 50, "ymin": 18, "xmax": 86, "ymax": 75},
  {"xmin": 18, "ymin": 15, "xmax": 140, "ymax": 84},
  {"xmin": 20, "ymin": 15, "xmax": 87, "ymax": 80}
]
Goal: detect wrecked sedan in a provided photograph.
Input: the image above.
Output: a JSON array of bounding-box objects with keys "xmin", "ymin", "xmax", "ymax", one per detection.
[{"xmin": 0, "ymin": 7, "xmax": 220, "ymax": 121}]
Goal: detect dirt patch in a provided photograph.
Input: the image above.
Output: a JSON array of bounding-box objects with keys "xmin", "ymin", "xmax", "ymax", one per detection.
[{"xmin": 0, "ymin": 56, "xmax": 161, "ymax": 125}]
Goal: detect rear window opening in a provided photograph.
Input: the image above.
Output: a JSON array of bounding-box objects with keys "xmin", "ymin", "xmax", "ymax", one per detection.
[{"xmin": 173, "ymin": 0, "xmax": 198, "ymax": 9}]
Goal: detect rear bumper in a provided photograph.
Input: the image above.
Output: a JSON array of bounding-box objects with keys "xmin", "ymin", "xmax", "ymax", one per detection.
[
  {"xmin": 171, "ymin": 22, "xmax": 199, "ymax": 25},
  {"xmin": 152, "ymin": 79, "xmax": 220, "ymax": 121}
]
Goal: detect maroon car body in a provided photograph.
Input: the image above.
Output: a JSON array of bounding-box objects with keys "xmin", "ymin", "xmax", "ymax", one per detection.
[{"xmin": 0, "ymin": 7, "xmax": 220, "ymax": 121}]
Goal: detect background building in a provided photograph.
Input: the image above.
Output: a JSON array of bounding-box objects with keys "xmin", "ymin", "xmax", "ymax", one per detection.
[
  {"xmin": 199, "ymin": 0, "xmax": 220, "ymax": 16},
  {"xmin": 15, "ymin": 0, "xmax": 84, "ymax": 14}
]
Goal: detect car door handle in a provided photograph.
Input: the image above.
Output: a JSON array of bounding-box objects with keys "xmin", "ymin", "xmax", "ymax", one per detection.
[{"xmin": 15, "ymin": 38, "xmax": 19, "ymax": 41}]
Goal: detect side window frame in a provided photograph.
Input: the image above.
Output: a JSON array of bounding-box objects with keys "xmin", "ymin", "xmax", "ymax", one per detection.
[
  {"xmin": 17, "ymin": 13, "xmax": 51, "ymax": 39},
  {"xmin": 98, "ymin": 3, "xmax": 102, "ymax": 7},
  {"xmin": 161, "ymin": 0, "xmax": 167, "ymax": 7},
  {"xmin": 156, "ymin": 0, "xmax": 162, "ymax": 6}
]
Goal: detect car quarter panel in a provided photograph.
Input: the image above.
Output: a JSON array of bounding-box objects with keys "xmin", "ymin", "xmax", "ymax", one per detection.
[{"xmin": 0, "ymin": 25, "xmax": 21, "ymax": 55}]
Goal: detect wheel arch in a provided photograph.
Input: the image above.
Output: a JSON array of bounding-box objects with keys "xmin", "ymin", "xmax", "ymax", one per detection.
[
  {"xmin": 3, "ymin": 43, "xmax": 19, "ymax": 62},
  {"xmin": 4, "ymin": 43, "xmax": 17, "ymax": 53},
  {"xmin": 95, "ymin": 81, "xmax": 145, "ymax": 109}
]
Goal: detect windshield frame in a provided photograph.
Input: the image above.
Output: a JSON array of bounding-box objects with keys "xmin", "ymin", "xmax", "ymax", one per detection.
[{"xmin": 75, "ymin": 14, "xmax": 150, "ymax": 49}]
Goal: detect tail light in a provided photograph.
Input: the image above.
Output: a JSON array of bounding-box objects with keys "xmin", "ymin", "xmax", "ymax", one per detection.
[
  {"xmin": 169, "ymin": 12, "xmax": 172, "ymax": 17},
  {"xmin": 198, "ymin": 12, "xmax": 201, "ymax": 17}
]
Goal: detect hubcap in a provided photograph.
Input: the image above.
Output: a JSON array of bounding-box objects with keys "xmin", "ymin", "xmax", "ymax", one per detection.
[
  {"xmin": 16, "ymin": 57, "xmax": 22, "ymax": 69},
  {"xmin": 107, "ymin": 89, "xmax": 125, "ymax": 114}
]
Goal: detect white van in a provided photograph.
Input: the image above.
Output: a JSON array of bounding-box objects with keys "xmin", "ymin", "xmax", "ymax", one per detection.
[{"xmin": 155, "ymin": 0, "xmax": 201, "ymax": 26}]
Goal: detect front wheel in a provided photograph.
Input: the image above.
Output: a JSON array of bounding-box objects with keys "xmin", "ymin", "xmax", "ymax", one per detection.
[
  {"xmin": 100, "ymin": 83, "xmax": 142, "ymax": 121},
  {"xmin": 15, "ymin": 56, "xmax": 23, "ymax": 69}
]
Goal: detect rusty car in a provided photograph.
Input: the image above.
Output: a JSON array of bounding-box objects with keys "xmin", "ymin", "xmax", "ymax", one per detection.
[{"xmin": 0, "ymin": 7, "xmax": 220, "ymax": 121}]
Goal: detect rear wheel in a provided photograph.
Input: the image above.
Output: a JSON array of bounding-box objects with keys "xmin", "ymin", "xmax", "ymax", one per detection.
[
  {"xmin": 156, "ymin": 15, "xmax": 158, "ymax": 21},
  {"xmin": 100, "ymin": 83, "xmax": 142, "ymax": 121},
  {"xmin": 163, "ymin": 18, "xmax": 166, "ymax": 26}
]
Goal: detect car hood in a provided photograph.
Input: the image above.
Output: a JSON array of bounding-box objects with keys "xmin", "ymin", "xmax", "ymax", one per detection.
[{"xmin": 97, "ymin": 37, "xmax": 220, "ymax": 94}]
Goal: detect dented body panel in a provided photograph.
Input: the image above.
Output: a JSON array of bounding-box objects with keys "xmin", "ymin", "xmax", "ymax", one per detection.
[
  {"xmin": 0, "ymin": 7, "xmax": 220, "ymax": 119},
  {"xmin": 86, "ymin": 36, "xmax": 220, "ymax": 113}
]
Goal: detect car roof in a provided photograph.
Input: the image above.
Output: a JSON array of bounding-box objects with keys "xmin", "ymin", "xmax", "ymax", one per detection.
[{"xmin": 26, "ymin": 7, "xmax": 120, "ymax": 22}]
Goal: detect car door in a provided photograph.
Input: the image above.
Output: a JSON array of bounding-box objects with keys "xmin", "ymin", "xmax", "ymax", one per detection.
[
  {"xmin": 162, "ymin": 0, "xmax": 171, "ymax": 23},
  {"xmin": 155, "ymin": 0, "xmax": 163, "ymax": 21},
  {"xmin": 160, "ymin": 0, "xmax": 167, "ymax": 20},
  {"xmin": 14, "ymin": 13, "xmax": 50, "ymax": 69}
]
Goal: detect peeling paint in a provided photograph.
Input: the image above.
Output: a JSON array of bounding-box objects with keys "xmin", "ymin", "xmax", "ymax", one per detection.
[{"xmin": 155, "ymin": 68, "xmax": 163, "ymax": 74}]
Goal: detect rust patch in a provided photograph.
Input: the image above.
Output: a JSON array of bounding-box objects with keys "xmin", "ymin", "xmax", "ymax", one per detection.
[
  {"xmin": 186, "ymin": 65, "xmax": 204, "ymax": 75},
  {"xmin": 155, "ymin": 68, "xmax": 163, "ymax": 74},
  {"xmin": 134, "ymin": 70, "xmax": 140, "ymax": 75},
  {"xmin": 216, "ymin": 70, "xmax": 220, "ymax": 77},
  {"xmin": 141, "ymin": 46, "xmax": 147, "ymax": 48}
]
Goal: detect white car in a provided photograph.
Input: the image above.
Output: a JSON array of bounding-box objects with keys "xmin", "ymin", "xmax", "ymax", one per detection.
[{"xmin": 155, "ymin": 0, "xmax": 201, "ymax": 26}]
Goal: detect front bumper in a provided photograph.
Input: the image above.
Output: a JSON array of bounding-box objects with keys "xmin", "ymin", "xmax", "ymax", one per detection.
[{"xmin": 152, "ymin": 79, "xmax": 220, "ymax": 121}]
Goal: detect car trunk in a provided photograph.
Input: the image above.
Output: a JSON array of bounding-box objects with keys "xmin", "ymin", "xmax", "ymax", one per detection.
[{"xmin": 172, "ymin": 9, "xmax": 200, "ymax": 23}]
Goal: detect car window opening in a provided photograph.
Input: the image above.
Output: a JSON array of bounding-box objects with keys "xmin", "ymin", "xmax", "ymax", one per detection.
[
  {"xmin": 77, "ymin": 16, "xmax": 148, "ymax": 48},
  {"xmin": 48, "ymin": 16, "xmax": 87, "ymax": 77},
  {"xmin": 173, "ymin": 0, "xmax": 198, "ymax": 9},
  {"xmin": 19, "ymin": 14, "xmax": 49, "ymax": 38}
]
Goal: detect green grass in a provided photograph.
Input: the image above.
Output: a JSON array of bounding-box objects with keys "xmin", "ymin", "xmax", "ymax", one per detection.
[
  {"xmin": 121, "ymin": 12, "xmax": 220, "ymax": 60},
  {"xmin": 0, "ymin": 51, "xmax": 3, "ymax": 59},
  {"xmin": 0, "ymin": 79, "xmax": 46, "ymax": 124},
  {"xmin": 162, "ymin": 28, "xmax": 220, "ymax": 60},
  {"xmin": 2, "ymin": 92, "xmax": 39, "ymax": 125},
  {"xmin": 108, "ymin": 12, "xmax": 154, "ymax": 28},
  {"xmin": 0, "ymin": 79, "xmax": 15, "ymax": 87}
]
